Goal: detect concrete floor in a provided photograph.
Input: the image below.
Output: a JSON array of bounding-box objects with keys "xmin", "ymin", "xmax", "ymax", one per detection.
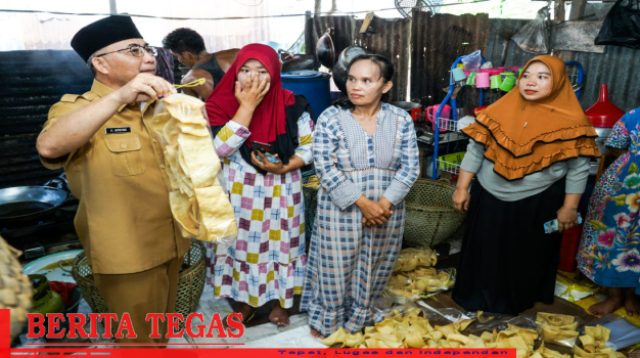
[
  {"xmin": 164, "ymin": 237, "xmax": 611, "ymax": 350},
  {"xmin": 163, "ymin": 238, "xmax": 467, "ymax": 348},
  {"xmin": 168, "ymin": 283, "xmax": 324, "ymax": 348},
  {"xmin": 18, "ymin": 236, "xmax": 636, "ymax": 351}
]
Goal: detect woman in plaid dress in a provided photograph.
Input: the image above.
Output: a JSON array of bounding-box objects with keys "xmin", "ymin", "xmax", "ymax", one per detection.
[
  {"xmin": 206, "ymin": 44, "xmax": 313, "ymax": 326},
  {"xmin": 301, "ymin": 54, "xmax": 420, "ymax": 337}
]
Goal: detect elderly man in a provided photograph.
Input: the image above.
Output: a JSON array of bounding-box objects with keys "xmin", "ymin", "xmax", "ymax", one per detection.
[
  {"xmin": 162, "ymin": 28, "xmax": 238, "ymax": 100},
  {"xmin": 36, "ymin": 15, "xmax": 190, "ymax": 343}
]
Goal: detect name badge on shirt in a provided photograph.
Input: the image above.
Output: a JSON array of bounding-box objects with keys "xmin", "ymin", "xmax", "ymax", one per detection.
[{"xmin": 106, "ymin": 127, "xmax": 131, "ymax": 134}]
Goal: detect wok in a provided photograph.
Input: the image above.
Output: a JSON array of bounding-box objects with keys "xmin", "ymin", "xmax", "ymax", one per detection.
[
  {"xmin": 282, "ymin": 54, "xmax": 318, "ymax": 72},
  {"xmin": 0, "ymin": 186, "xmax": 68, "ymax": 223},
  {"xmin": 332, "ymin": 46, "xmax": 367, "ymax": 94},
  {"xmin": 316, "ymin": 28, "xmax": 336, "ymax": 69}
]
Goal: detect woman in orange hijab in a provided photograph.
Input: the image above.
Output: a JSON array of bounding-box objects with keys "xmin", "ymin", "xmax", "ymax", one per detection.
[{"xmin": 451, "ymin": 55, "xmax": 599, "ymax": 314}]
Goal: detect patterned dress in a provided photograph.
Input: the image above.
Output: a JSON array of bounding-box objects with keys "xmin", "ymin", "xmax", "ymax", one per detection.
[
  {"xmin": 209, "ymin": 113, "xmax": 314, "ymax": 308},
  {"xmin": 578, "ymin": 109, "xmax": 640, "ymax": 294},
  {"xmin": 301, "ymin": 104, "xmax": 420, "ymax": 336}
]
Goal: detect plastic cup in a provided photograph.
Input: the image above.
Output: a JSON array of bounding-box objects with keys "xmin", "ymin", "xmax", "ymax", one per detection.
[
  {"xmin": 475, "ymin": 72, "xmax": 490, "ymax": 88},
  {"xmin": 451, "ymin": 67, "xmax": 467, "ymax": 82},
  {"xmin": 490, "ymin": 75, "xmax": 502, "ymax": 89},
  {"xmin": 499, "ymin": 75, "xmax": 516, "ymax": 92},
  {"xmin": 466, "ymin": 72, "xmax": 476, "ymax": 86}
]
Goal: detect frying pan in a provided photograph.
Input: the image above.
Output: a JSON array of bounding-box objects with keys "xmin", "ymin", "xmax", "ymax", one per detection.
[
  {"xmin": 331, "ymin": 45, "xmax": 367, "ymax": 94},
  {"xmin": 316, "ymin": 28, "xmax": 336, "ymax": 69},
  {"xmin": 282, "ymin": 54, "xmax": 318, "ymax": 72},
  {"xmin": 0, "ymin": 186, "xmax": 68, "ymax": 223}
]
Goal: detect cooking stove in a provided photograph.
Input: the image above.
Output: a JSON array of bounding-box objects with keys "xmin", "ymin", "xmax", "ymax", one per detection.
[{"xmin": 1, "ymin": 197, "xmax": 81, "ymax": 261}]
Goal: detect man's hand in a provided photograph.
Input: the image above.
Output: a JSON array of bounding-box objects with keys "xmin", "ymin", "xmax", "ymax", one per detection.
[{"xmin": 113, "ymin": 73, "xmax": 176, "ymax": 104}]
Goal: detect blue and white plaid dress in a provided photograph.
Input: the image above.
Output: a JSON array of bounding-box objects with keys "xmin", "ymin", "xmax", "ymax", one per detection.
[{"xmin": 301, "ymin": 103, "xmax": 420, "ymax": 336}]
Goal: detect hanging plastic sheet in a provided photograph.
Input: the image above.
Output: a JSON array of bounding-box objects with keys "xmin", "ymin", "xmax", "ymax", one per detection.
[
  {"xmin": 595, "ymin": 0, "xmax": 640, "ymax": 49},
  {"xmin": 511, "ymin": 6, "xmax": 551, "ymax": 54}
]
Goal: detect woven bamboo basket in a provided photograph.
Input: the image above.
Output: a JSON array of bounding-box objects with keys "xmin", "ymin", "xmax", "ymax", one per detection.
[
  {"xmin": 71, "ymin": 240, "xmax": 205, "ymax": 316},
  {"xmin": 403, "ymin": 179, "xmax": 465, "ymax": 248},
  {"xmin": 0, "ymin": 236, "xmax": 32, "ymax": 340}
]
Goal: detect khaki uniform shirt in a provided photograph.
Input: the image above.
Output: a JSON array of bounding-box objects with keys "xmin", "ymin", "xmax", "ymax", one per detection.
[{"xmin": 41, "ymin": 80, "xmax": 190, "ymax": 274}]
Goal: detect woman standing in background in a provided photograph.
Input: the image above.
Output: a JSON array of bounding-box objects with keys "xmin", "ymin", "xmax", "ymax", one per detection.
[{"xmin": 301, "ymin": 54, "xmax": 420, "ymax": 337}]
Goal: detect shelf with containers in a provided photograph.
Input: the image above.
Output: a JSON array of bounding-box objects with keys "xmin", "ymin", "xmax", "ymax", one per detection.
[
  {"xmin": 424, "ymin": 53, "xmax": 513, "ymax": 180},
  {"xmin": 424, "ymin": 53, "xmax": 586, "ymax": 182}
]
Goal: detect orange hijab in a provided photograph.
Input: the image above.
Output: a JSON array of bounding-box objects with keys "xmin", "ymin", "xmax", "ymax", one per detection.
[{"xmin": 462, "ymin": 55, "xmax": 599, "ymax": 180}]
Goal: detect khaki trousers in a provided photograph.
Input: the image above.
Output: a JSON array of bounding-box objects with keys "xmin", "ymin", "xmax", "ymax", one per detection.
[{"xmin": 94, "ymin": 256, "xmax": 181, "ymax": 343}]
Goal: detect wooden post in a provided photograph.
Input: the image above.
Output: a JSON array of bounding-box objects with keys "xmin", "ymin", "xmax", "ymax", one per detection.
[
  {"xmin": 304, "ymin": 11, "xmax": 313, "ymax": 57},
  {"xmin": 553, "ymin": 1, "xmax": 566, "ymax": 59},
  {"xmin": 569, "ymin": 0, "xmax": 587, "ymax": 20},
  {"xmin": 554, "ymin": 0, "xmax": 565, "ymax": 22},
  {"xmin": 558, "ymin": 0, "xmax": 587, "ymax": 60}
]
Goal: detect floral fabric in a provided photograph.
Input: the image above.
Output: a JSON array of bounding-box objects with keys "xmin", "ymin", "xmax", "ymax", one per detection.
[{"xmin": 578, "ymin": 109, "xmax": 640, "ymax": 294}]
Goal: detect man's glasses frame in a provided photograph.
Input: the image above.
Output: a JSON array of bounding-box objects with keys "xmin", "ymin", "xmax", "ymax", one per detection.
[{"xmin": 95, "ymin": 44, "xmax": 158, "ymax": 58}]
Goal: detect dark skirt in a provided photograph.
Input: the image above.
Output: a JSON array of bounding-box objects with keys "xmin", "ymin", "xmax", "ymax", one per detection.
[{"xmin": 452, "ymin": 179, "xmax": 564, "ymax": 315}]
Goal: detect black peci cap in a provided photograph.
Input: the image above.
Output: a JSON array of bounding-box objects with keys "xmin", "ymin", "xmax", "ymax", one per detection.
[{"xmin": 71, "ymin": 15, "xmax": 143, "ymax": 62}]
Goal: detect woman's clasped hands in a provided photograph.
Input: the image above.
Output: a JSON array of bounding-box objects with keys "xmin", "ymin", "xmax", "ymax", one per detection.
[{"xmin": 356, "ymin": 196, "xmax": 393, "ymax": 226}]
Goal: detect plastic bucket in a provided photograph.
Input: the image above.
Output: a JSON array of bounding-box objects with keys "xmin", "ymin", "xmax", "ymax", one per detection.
[
  {"xmin": 425, "ymin": 104, "xmax": 451, "ymax": 133},
  {"xmin": 281, "ymin": 70, "xmax": 331, "ymax": 120}
]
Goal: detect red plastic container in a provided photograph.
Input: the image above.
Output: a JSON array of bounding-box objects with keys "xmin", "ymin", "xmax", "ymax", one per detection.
[
  {"xmin": 585, "ymin": 84, "xmax": 624, "ymax": 128},
  {"xmin": 410, "ymin": 107, "xmax": 422, "ymax": 122},
  {"xmin": 558, "ymin": 224, "xmax": 583, "ymax": 272}
]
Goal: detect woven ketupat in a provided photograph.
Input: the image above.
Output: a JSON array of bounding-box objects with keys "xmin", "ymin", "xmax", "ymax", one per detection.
[
  {"xmin": 148, "ymin": 94, "xmax": 237, "ymax": 242},
  {"xmin": 403, "ymin": 179, "xmax": 465, "ymax": 248},
  {"xmin": 0, "ymin": 236, "xmax": 31, "ymax": 339}
]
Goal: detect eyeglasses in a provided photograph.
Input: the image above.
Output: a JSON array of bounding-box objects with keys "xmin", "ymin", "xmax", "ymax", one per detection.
[{"xmin": 95, "ymin": 44, "xmax": 158, "ymax": 58}]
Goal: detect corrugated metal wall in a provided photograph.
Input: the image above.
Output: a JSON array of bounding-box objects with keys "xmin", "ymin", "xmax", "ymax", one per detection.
[
  {"xmin": 568, "ymin": 47, "xmax": 640, "ymax": 111},
  {"xmin": 484, "ymin": 19, "xmax": 640, "ymax": 111},
  {"xmin": 410, "ymin": 11, "xmax": 490, "ymax": 106},
  {"xmin": 306, "ymin": 15, "xmax": 357, "ymax": 62},
  {"xmin": 306, "ymin": 13, "xmax": 640, "ymax": 112},
  {"xmin": 3, "ymin": 13, "xmax": 640, "ymax": 188},
  {"xmin": 0, "ymin": 50, "xmax": 92, "ymax": 188},
  {"xmin": 358, "ymin": 17, "xmax": 411, "ymax": 102},
  {"xmin": 305, "ymin": 15, "xmax": 410, "ymax": 101},
  {"xmin": 483, "ymin": 19, "xmax": 530, "ymax": 69}
]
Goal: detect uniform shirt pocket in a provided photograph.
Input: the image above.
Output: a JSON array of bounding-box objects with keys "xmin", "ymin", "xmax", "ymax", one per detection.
[{"xmin": 104, "ymin": 134, "xmax": 145, "ymax": 176}]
